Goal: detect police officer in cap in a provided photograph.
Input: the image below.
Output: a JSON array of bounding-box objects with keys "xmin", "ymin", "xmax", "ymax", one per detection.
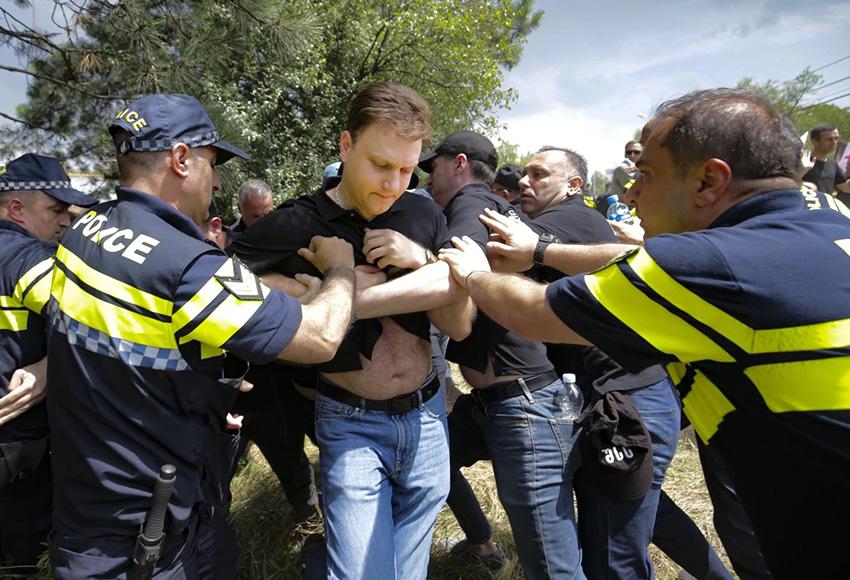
[
  {"xmin": 0, "ymin": 153, "xmax": 97, "ymax": 571},
  {"xmin": 46, "ymin": 94, "xmax": 356, "ymax": 579}
]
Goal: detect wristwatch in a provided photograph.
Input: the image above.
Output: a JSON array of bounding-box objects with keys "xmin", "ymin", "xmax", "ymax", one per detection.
[{"xmin": 533, "ymin": 233, "xmax": 557, "ymax": 266}]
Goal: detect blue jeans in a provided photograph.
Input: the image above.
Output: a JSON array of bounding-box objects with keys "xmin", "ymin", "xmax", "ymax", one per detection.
[
  {"xmin": 314, "ymin": 383, "xmax": 450, "ymax": 580},
  {"xmin": 474, "ymin": 379, "xmax": 584, "ymax": 580},
  {"xmin": 576, "ymin": 377, "xmax": 680, "ymax": 579}
]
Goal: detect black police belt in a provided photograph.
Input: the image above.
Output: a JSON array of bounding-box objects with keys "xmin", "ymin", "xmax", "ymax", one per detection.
[
  {"xmin": 317, "ymin": 369, "xmax": 440, "ymax": 415},
  {"xmin": 0, "ymin": 437, "xmax": 49, "ymax": 491},
  {"xmin": 471, "ymin": 370, "xmax": 558, "ymax": 406}
]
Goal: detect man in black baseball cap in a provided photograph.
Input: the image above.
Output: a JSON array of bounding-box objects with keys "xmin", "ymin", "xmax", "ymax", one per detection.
[
  {"xmin": 0, "ymin": 153, "xmax": 95, "ymax": 571},
  {"xmin": 490, "ymin": 164, "xmax": 522, "ymax": 205},
  {"xmin": 418, "ymin": 130, "xmax": 499, "ymax": 175}
]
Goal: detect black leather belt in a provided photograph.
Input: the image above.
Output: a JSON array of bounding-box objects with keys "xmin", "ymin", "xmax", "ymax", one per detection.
[
  {"xmin": 472, "ymin": 371, "xmax": 558, "ymax": 406},
  {"xmin": 317, "ymin": 370, "xmax": 440, "ymax": 415}
]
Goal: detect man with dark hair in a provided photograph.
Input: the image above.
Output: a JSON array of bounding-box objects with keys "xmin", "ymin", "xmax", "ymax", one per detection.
[
  {"xmin": 46, "ymin": 93, "xmax": 356, "ymax": 578},
  {"xmin": 605, "ymin": 139, "xmax": 643, "ymax": 201},
  {"xmin": 802, "ymin": 124, "xmax": 850, "ymax": 199},
  {"xmin": 0, "ymin": 154, "xmax": 97, "ymax": 572},
  {"xmin": 231, "ymin": 83, "xmax": 469, "ymax": 579},
  {"xmin": 490, "ymin": 163, "xmax": 522, "ymax": 204},
  {"xmin": 440, "ymin": 88, "xmax": 850, "ymax": 579},
  {"xmin": 519, "ymin": 143, "xmax": 683, "ymax": 580}
]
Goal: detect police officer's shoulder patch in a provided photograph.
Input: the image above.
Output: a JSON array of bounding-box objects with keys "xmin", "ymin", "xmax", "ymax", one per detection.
[{"xmin": 214, "ymin": 256, "xmax": 264, "ymax": 301}]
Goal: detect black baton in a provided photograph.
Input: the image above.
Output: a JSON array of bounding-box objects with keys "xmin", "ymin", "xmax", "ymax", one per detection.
[{"xmin": 130, "ymin": 464, "xmax": 177, "ymax": 580}]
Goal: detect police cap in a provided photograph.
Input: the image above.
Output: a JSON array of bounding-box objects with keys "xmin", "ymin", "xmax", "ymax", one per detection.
[
  {"xmin": 0, "ymin": 153, "xmax": 97, "ymax": 207},
  {"xmin": 109, "ymin": 94, "xmax": 250, "ymax": 165}
]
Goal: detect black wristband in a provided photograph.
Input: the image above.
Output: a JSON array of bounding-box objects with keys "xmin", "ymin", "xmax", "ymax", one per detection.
[{"xmin": 533, "ymin": 234, "xmax": 556, "ymax": 266}]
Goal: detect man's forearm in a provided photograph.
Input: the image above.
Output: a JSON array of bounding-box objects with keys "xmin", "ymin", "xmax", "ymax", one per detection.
[
  {"xmin": 428, "ymin": 295, "xmax": 475, "ymax": 341},
  {"xmin": 542, "ymin": 243, "xmax": 638, "ymax": 276},
  {"xmin": 356, "ymin": 260, "xmax": 464, "ymax": 319},
  {"xmin": 312, "ymin": 267, "xmax": 356, "ymax": 345},
  {"xmin": 277, "ymin": 267, "xmax": 355, "ymax": 364},
  {"xmin": 465, "ymin": 271, "xmax": 589, "ymax": 345}
]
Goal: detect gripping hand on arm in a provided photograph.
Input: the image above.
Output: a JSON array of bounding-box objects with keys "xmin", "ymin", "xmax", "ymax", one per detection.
[
  {"xmin": 0, "ymin": 357, "xmax": 48, "ymax": 426},
  {"xmin": 275, "ymin": 236, "xmax": 356, "ymax": 364}
]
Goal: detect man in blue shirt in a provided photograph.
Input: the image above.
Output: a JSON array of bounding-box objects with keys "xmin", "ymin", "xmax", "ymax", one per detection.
[
  {"xmin": 46, "ymin": 94, "xmax": 356, "ymax": 579},
  {"xmin": 439, "ymin": 88, "xmax": 850, "ymax": 580},
  {"xmin": 0, "ymin": 153, "xmax": 97, "ymax": 572}
]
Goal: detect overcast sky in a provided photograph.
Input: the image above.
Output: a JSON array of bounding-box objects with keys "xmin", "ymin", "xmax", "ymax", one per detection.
[
  {"xmin": 499, "ymin": 0, "xmax": 850, "ymax": 173},
  {"xmin": 2, "ymin": 0, "xmax": 850, "ymax": 176}
]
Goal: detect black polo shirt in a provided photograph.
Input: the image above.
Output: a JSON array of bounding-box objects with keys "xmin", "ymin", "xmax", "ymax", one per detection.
[
  {"xmin": 442, "ymin": 183, "xmax": 553, "ymax": 377},
  {"xmin": 528, "ymin": 195, "xmax": 668, "ymax": 393},
  {"xmin": 528, "ymin": 194, "xmax": 618, "ymax": 283},
  {"xmin": 230, "ymin": 183, "xmax": 448, "ymax": 373},
  {"xmin": 802, "ymin": 158, "xmax": 846, "ymax": 194}
]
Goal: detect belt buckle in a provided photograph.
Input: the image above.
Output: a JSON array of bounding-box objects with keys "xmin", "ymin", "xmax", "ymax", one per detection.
[{"xmin": 386, "ymin": 397, "xmax": 403, "ymax": 415}]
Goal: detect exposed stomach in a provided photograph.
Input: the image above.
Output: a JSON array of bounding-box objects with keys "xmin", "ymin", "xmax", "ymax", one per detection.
[
  {"xmin": 460, "ymin": 357, "xmax": 521, "ymax": 390},
  {"xmin": 322, "ymin": 318, "xmax": 432, "ymax": 400}
]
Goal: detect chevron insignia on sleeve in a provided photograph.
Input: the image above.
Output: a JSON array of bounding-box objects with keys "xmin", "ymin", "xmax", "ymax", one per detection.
[{"xmin": 214, "ymin": 257, "xmax": 264, "ymax": 301}]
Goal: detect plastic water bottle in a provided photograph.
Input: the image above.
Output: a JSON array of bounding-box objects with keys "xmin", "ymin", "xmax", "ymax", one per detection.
[
  {"xmin": 560, "ymin": 373, "xmax": 584, "ymax": 421},
  {"xmin": 606, "ymin": 195, "xmax": 633, "ymax": 224}
]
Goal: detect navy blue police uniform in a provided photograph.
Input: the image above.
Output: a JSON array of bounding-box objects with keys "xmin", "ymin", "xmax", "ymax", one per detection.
[
  {"xmin": 46, "ymin": 95, "xmax": 303, "ymax": 579},
  {"xmin": 545, "ymin": 188, "xmax": 850, "ymax": 579},
  {"xmin": 0, "ymin": 154, "xmax": 97, "ymax": 570}
]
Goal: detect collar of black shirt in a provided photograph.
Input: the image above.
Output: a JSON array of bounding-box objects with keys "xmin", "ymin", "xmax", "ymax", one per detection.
[{"xmin": 314, "ymin": 184, "xmax": 410, "ymax": 222}]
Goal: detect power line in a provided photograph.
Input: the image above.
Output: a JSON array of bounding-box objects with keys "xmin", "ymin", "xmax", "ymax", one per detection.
[
  {"xmin": 801, "ymin": 90, "xmax": 850, "ymax": 109},
  {"xmin": 815, "ymin": 84, "xmax": 850, "ymax": 101},
  {"xmin": 812, "ymin": 54, "xmax": 850, "ymax": 73},
  {"xmin": 818, "ymin": 91, "xmax": 850, "ymax": 105},
  {"xmin": 812, "ymin": 74, "xmax": 850, "ymax": 92}
]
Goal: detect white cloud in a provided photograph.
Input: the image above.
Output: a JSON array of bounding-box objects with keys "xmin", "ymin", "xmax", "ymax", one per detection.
[{"xmin": 498, "ymin": 105, "xmax": 639, "ymax": 176}]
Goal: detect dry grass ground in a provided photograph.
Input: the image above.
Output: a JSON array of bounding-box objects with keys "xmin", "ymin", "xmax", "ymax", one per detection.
[
  {"xmin": 230, "ymin": 366, "xmax": 734, "ymax": 579},
  {"xmin": 3, "ymin": 371, "xmax": 732, "ymax": 580}
]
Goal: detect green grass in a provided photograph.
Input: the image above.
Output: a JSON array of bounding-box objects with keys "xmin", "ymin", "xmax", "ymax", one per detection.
[
  {"xmin": 3, "ymin": 369, "xmax": 731, "ymax": 579},
  {"xmin": 229, "ymin": 430, "xmax": 731, "ymax": 579},
  {"xmin": 229, "ymin": 369, "xmax": 734, "ymax": 579}
]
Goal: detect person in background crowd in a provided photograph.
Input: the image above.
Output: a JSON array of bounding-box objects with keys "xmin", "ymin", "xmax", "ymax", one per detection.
[
  {"xmin": 231, "ymin": 178, "xmax": 274, "ymax": 236},
  {"xmin": 801, "ymin": 124, "xmax": 850, "ymax": 203},
  {"xmin": 490, "ymin": 163, "xmax": 522, "ymax": 204},
  {"xmin": 597, "ymin": 140, "xmax": 643, "ymax": 216}
]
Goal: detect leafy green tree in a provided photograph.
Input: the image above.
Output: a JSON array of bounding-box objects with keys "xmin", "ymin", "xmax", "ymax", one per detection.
[
  {"xmin": 495, "ymin": 139, "xmax": 533, "ymax": 168},
  {"xmin": 1, "ymin": 0, "xmax": 542, "ymax": 217},
  {"xmin": 589, "ymin": 170, "xmax": 609, "ymax": 197},
  {"xmin": 737, "ymin": 69, "xmax": 850, "ymax": 139}
]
